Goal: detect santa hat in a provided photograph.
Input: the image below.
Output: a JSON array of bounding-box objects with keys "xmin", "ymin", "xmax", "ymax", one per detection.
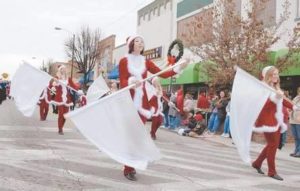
[
  {"xmin": 126, "ymin": 35, "xmax": 144, "ymax": 49},
  {"xmin": 262, "ymin": 65, "xmax": 274, "ymax": 78}
]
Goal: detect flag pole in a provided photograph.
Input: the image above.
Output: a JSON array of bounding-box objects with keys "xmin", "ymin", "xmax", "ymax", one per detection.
[
  {"xmin": 236, "ymin": 67, "xmax": 294, "ymax": 106},
  {"xmin": 22, "ymin": 61, "xmax": 81, "ymax": 94},
  {"xmin": 65, "ymin": 59, "xmax": 189, "ymax": 118}
]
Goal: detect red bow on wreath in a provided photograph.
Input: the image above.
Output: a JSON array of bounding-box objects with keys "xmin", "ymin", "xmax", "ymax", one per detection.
[{"xmin": 167, "ymin": 55, "xmax": 176, "ymax": 66}]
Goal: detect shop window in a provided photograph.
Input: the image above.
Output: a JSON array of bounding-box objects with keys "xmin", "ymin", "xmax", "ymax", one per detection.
[{"xmin": 297, "ymin": 0, "xmax": 300, "ymax": 20}]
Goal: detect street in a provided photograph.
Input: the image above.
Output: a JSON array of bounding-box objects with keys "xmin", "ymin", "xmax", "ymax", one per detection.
[{"xmin": 0, "ymin": 100, "xmax": 299, "ymax": 191}]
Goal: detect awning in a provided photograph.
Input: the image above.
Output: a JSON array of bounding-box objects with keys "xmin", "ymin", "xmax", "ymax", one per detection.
[
  {"xmin": 269, "ymin": 49, "xmax": 300, "ymax": 76},
  {"xmin": 160, "ymin": 62, "xmax": 208, "ymax": 85},
  {"xmin": 78, "ymin": 71, "xmax": 94, "ymax": 85},
  {"xmin": 108, "ymin": 65, "xmax": 119, "ymax": 79}
]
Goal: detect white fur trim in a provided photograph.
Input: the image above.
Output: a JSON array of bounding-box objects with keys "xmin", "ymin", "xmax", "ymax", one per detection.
[
  {"xmin": 253, "ymin": 97, "xmax": 287, "ymax": 133},
  {"xmin": 173, "ymin": 65, "xmax": 182, "ymax": 74},
  {"xmin": 128, "ymin": 76, "xmax": 137, "ymax": 85},
  {"xmin": 269, "ymin": 93, "xmax": 280, "ymax": 103},
  {"xmin": 252, "ymin": 125, "xmax": 279, "ymax": 133},
  {"xmin": 126, "ymin": 54, "xmax": 149, "ymax": 118},
  {"xmin": 126, "ymin": 54, "xmax": 146, "ymax": 79},
  {"xmin": 151, "ymin": 76, "xmax": 158, "ymax": 84},
  {"xmin": 138, "ymin": 107, "xmax": 153, "ymax": 119}
]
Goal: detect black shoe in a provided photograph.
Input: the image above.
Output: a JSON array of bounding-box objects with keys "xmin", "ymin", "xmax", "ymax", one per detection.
[
  {"xmin": 252, "ymin": 164, "xmax": 264, "ymax": 174},
  {"xmin": 124, "ymin": 172, "xmax": 137, "ymax": 181},
  {"xmin": 58, "ymin": 131, "xmax": 64, "ymax": 135},
  {"xmin": 270, "ymin": 174, "xmax": 283, "ymax": 181},
  {"xmin": 290, "ymin": 153, "xmax": 296, "ymax": 157},
  {"xmin": 294, "ymin": 154, "xmax": 300, "ymax": 158}
]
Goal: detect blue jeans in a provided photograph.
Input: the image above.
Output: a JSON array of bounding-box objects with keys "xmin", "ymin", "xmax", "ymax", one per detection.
[
  {"xmin": 208, "ymin": 112, "xmax": 217, "ymax": 132},
  {"xmin": 291, "ymin": 124, "xmax": 300, "ymax": 154},
  {"xmin": 163, "ymin": 112, "xmax": 169, "ymax": 127},
  {"xmin": 208, "ymin": 113, "xmax": 221, "ymax": 133},
  {"xmin": 223, "ymin": 115, "xmax": 230, "ymax": 134},
  {"xmin": 169, "ymin": 115, "xmax": 176, "ymax": 129}
]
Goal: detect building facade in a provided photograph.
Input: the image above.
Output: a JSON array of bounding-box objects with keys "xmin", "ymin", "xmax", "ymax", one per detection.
[{"xmin": 95, "ymin": 35, "xmax": 116, "ymax": 79}]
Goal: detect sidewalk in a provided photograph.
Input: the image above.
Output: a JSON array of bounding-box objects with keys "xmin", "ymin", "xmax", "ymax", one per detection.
[{"xmin": 158, "ymin": 124, "xmax": 300, "ymax": 166}]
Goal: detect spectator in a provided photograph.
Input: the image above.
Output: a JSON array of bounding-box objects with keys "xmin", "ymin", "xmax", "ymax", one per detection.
[{"xmin": 289, "ymin": 87, "xmax": 300, "ymax": 157}]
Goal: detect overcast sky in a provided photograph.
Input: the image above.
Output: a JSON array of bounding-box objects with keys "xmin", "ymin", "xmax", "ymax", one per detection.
[{"xmin": 0, "ymin": 0, "xmax": 153, "ymax": 78}]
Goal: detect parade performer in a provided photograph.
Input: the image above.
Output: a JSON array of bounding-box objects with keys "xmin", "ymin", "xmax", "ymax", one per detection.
[
  {"xmin": 119, "ymin": 35, "xmax": 188, "ymax": 181},
  {"xmin": 52, "ymin": 65, "xmax": 79, "ymax": 135},
  {"xmin": 252, "ymin": 66, "xmax": 294, "ymax": 181},
  {"xmin": 78, "ymin": 90, "xmax": 87, "ymax": 107},
  {"xmin": 38, "ymin": 81, "xmax": 53, "ymax": 121},
  {"xmin": 148, "ymin": 77, "xmax": 164, "ymax": 140}
]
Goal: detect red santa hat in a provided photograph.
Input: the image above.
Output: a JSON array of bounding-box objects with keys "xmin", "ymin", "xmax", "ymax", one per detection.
[
  {"xmin": 126, "ymin": 35, "xmax": 144, "ymax": 49},
  {"xmin": 262, "ymin": 65, "xmax": 274, "ymax": 78}
]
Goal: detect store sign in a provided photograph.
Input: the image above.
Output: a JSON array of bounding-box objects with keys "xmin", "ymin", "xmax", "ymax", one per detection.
[{"xmin": 143, "ymin": 46, "xmax": 162, "ymax": 60}]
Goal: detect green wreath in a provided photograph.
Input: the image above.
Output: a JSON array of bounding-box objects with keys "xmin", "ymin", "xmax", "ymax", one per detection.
[{"xmin": 167, "ymin": 39, "xmax": 184, "ymax": 63}]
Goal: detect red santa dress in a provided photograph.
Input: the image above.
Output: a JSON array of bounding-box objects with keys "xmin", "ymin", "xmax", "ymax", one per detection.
[
  {"xmin": 52, "ymin": 78, "xmax": 79, "ymax": 134},
  {"xmin": 119, "ymin": 54, "xmax": 181, "ymax": 176},
  {"xmin": 252, "ymin": 94, "xmax": 293, "ymax": 177},
  {"xmin": 38, "ymin": 82, "xmax": 52, "ymax": 121}
]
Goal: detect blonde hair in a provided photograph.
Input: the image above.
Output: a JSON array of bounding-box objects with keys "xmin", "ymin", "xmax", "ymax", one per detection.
[
  {"xmin": 57, "ymin": 65, "xmax": 67, "ymax": 80},
  {"xmin": 263, "ymin": 66, "xmax": 280, "ymax": 90}
]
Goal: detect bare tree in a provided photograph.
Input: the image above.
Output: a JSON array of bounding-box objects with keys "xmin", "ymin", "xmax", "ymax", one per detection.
[
  {"xmin": 180, "ymin": 0, "xmax": 300, "ymax": 88},
  {"xmin": 39, "ymin": 59, "xmax": 53, "ymax": 73},
  {"xmin": 65, "ymin": 26, "xmax": 102, "ymax": 91}
]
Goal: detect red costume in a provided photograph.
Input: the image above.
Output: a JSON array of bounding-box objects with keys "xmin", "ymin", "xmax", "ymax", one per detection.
[
  {"xmin": 38, "ymin": 84, "xmax": 52, "ymax": 121},
  {"xmin": 52, "ymin": 78, "xmax": 78, "ymax": 134},
  {"xmin": 252, "ymin": 95, "xmax": 293, "ymax": 177},
  {"xmin": 79, "ymin": 95, "xmax": 87, "ymax": 107},
  {"xmin": 149, "ymin": 94, "xmax": 163, "ymax": 140},
  {"xmin": 197, "ymin": 93, "xmax": 210, "ymax": 109},
  {"xmin": 176, "ymin": 88, "xmax": 184, "ymax": 115},
  {"xmin": 119, "ymin": 54, "xmax": 181, "ymax": 177}
]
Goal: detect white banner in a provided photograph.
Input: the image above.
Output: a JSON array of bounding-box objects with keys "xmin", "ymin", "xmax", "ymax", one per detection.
[
  {"xmin": 230, "ymin": 67, "xmax": 271, "ymax": 163},
  {"xmin": 65, "ymin": 89, "xmax": 161, "ymax": 170},
  {"xmin": 10, "ymin": 63, "xmax": 52, "ymax": 117},
  {"xmin": 86, "ymin": 74, "xmax": 110, "ymax": 103}
]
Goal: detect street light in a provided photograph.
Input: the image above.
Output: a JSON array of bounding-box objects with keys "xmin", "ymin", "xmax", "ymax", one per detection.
[{"xmin": 54, "ymin": 27, "xmax": 75, "ymax": 78}]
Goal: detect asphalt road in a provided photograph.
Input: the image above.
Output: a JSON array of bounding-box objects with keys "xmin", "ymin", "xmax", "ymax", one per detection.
[{"xmin": 0, "ymin": 99, "xmax": 299, "ymax": 191}]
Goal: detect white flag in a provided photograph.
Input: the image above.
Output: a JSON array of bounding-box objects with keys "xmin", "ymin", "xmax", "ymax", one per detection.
[
  {"xmin": 230, "ymin": 67, "xmax": 271, "ymax": 163},
  {"xmin": 10, "ymin": 63, "xmax": 52, "ymax": 117},
  {"xmin": 65, "ymin": 89, "xmax": 161, "ymax": 170},
  {"xmin": 86, "ymin": 75, "xmax": 110, "ymax": 103}
]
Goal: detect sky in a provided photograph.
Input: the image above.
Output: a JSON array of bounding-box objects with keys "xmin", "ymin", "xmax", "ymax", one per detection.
[{"xmin": 0, "ymin": 0, "xmax": 154, "ymax": 79}]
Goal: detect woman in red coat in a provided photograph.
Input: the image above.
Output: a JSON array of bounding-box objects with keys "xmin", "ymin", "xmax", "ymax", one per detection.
[
  {"xmin": 252, "ymin": 66, "xmax": 294, "ymax": 181},
  {"xmin": 52, "ymin": 65, "xmax": 79, "ymax": 135},
  {"xmin": 119, "ymin": 35, "xmax": 188, "ymax": 181}
]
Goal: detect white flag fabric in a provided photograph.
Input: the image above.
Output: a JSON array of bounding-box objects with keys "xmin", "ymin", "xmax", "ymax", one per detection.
[
  {"xmin": 10, "ymin": 63, "xmax": 52, "ymax": 117},
  {"xmin": 65, "ymin": 89, "xmax": 161, "ymax": 170},
  {"xmin": 145, "ymin": 81, "xmax": 156, "ymax": 101},
  {"xmin": 86, "ymin": 75, "xmax": 110, "ymax": 103},
  {"xmin": 230, "ymin": 67, "xmax": 271, "ymax": 163}
]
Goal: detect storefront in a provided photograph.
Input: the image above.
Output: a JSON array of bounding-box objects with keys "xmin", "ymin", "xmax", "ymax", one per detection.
[
  {"xmin": 269, "ymin": 49, "xmax": 300, "ymax": 98},
  {"xmin": 160, "ymin": 62, "xmax": 208, "ymax": 98}
]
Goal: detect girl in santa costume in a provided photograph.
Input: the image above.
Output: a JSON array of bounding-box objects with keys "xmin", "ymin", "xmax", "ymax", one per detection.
[
  {"xmin": 148, "ymin": 77, "xmax": 164, "ymax": 140},
  {"xmin": 77, "ymin": 90, "xmax": 87, "ymax": 107},
  {"xmin": 38, "ymin": 80, "xmax": 53, "ymax": 121},
  {"xmin": 251, "ymin": 66, "xmax": 296, "ymax": 181},
  {"xmin": 119, "ymin": 35, "xmax": 188, "ymax": 181},
  {"xmin": 52, "ymin": 65, "xmax": 79, "ymax": 135}
]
